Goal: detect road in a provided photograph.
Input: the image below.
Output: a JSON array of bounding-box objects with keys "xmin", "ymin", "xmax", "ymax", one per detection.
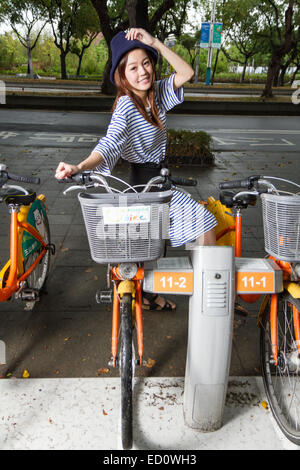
[{"xmin": 0, "ymin": 109, "xmax": 299, "ymax": 152}]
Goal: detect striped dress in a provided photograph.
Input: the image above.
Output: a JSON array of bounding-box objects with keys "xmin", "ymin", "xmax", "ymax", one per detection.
[{"xmin": 93, "ymin": 74, "xmax": 217, "ymax": 247}]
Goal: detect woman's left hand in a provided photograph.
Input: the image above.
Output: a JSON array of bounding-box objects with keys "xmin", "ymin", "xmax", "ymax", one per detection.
[{"xmin": 125, "ymin": 28, "xmax": 155, "ymax": 47}]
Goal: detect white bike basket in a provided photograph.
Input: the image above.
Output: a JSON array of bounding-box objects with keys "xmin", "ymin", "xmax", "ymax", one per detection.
[
  {"xmin": 261, "ymin": 193, "xmax": 300, "ymax": 262},
  {"xmin": 78, "ymin": 190, "xmax": 172, "ymax": 263}
]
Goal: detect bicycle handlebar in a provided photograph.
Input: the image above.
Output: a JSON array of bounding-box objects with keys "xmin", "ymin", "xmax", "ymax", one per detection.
[
  {"xmin": 219, "ymin": 175, "xmax": 261, "ymax": 190},
  {"xmin": 7, "ymin": 172, "xmax": 40, "ymax": 185},
  {"xmin": 0, "ymin": 170, "xmax": 40, "ymax": 185},
  {"xmin": 57, "ymin": 170, "xmax": 197, "ymax": 191},
  {"xmin": 171, "ymin": 176, "xmax": 197, "ymax": 187}
]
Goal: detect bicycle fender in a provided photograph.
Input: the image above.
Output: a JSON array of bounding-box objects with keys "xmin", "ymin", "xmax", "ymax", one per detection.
[
  {"xmin": 284, "ymin": 281, "xmax": 300, "ymax": 299},
  {"xmin": 117, "ymin": 280, "xmax": 135, "ymax": 295}
]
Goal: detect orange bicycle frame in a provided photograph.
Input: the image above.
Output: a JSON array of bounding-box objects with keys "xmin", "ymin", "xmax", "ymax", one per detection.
[
  {"xmin": 0, "ymin": 208, "xmax": 48, "ymax": 302},
  {"xmin": 111, "ymin": 267, "xmax": 144, "ymax": 367},
  {"xmin": 293, "ymin": 305, "xmax": 300, "ymax": 356}
]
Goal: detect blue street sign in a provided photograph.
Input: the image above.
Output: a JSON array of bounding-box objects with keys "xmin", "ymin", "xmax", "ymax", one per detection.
[{"xmin": 200, "ymin": 22, "xmax": 210, "ymax": 48}]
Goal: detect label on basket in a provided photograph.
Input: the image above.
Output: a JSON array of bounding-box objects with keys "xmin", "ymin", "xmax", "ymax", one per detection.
[{"xmin": 102, "ymin": 206, "xmax": 150, "ymax": 224}]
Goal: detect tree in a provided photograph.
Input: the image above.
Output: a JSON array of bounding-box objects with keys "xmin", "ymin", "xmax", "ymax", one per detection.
[
  {"xmin": 204, "ymin": 0, "xmax": 262, "ymax": 83},
  {"xmin": 0, "ymin": 0, "xmax": 47, "ymax": 77},
  {"xmin": 69, "ymin": 1, "xmax": 100, "ymax": 77},
  {"xmin": 91, "ymin": 0, "xmax": 190, "ymax": 94},
  {"xmin": 39, "ymin": 0, "xmax": 80, "ymax": 79},
  {"xmin": 258, "ymin": 0, "xmax": 300, "ymax": 97},
  {"xmin": 39, "ymin": 0, "xmax": 99, "ymax": 79}
]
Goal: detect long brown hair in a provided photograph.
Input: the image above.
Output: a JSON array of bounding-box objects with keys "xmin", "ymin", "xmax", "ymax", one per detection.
[{"xmin": 112, "ymin": 50, "xmax": 164, "ymax": 129}]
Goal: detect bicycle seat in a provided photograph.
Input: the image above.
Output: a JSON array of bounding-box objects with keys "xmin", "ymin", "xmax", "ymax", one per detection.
[
  {"xmin": 0, "ymin": 188, "xmax": 36, "ymax": 205},
  {"xmin": 219, "ymin": 190, "xmax": 257, "ymax": 208}
]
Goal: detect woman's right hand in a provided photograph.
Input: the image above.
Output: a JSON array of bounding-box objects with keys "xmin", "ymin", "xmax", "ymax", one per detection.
[{"xmin": 55, "ymin": 162, "xmax": 79, "ymax": 180}]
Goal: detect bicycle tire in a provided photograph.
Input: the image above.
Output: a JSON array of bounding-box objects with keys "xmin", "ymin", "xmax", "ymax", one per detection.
[
  {"xmin": 120, "ymin": 293, "xmax": 133, "ymax": 450},
  {"xmin": 260, "ymin": 292, "xmax": 300, "ymax": 445},
  {"xmin": 24, "ymin": 209, "xmax": 51, "ymax": 293}
]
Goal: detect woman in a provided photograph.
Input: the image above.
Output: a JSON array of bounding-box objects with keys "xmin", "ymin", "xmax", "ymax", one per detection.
[{"xmin": 55, "ymin": 28, "xmax": 217, "ymax": 311}]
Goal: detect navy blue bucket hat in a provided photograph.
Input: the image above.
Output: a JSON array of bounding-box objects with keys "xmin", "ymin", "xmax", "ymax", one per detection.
[{"xmin": 109, "ymin": 31, "xmax": 158, "ymax": 85}]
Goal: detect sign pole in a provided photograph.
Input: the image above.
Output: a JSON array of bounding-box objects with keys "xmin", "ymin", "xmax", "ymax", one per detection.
[{"xmin": 205, "ymin": 0, "xmax": 217, "ymax": 86}]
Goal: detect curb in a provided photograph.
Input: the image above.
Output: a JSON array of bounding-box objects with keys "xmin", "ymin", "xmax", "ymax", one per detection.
[{"xmin": 3, "ymin": 94, "xmax": 300, "ymax": 115}]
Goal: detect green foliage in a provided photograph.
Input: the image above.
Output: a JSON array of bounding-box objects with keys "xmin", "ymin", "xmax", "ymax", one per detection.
[
  {"xmin": 166, "ymin": 129, "xmax": 214, "ymax": 165},
  {"xmin": 0, "ymin": 32, "xmax": 27, "ymax": 69}
]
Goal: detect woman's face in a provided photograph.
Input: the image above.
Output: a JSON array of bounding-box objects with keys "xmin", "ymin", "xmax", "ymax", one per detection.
[{"xmin": 124, "ymin": 49, "xmax": 154, "ymax": 99}]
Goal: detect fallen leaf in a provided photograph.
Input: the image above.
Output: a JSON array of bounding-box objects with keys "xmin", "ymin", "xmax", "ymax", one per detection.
[
  {"xmin": 97, "ymin": 368, "xmax": 110, "ymax": 375},
  {"xmin": 261, "ymin": 401, "xmax": 269, "ymax": 410},
  {"xmin": 64, "ymin": 336, "xmax": 71, "ymax": 342},
  {"xmin": 145, "ymin": 358, "xmax": 156, "ymax": 368},
  {"xmin": 102, "ymin": 409, "xmax": 108, "ymax": 416},
  {"xmin": 49, "ymin": 418, "xmax": 53, "ymax": 424},
  {"xmin": 22, "ymin": 369, "xmax": 30, "ymax": 378},
  {"xmin": 93, "ymin": 275, "xmax": 98, "ymax": 280}
]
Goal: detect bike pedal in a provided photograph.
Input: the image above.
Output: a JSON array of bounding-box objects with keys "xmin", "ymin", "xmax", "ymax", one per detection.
[
  {"xmin": 46, "ymin": 243, "xmax": 56, "ymax": 255},
  {"xmin": 234, "ymin": 303, "xmax": 249, "ymax": 317},
  {"xmin": 108, "ymin": 357, "xmax": 118, "ymax": 367},
  {"xmin": 96, "ymin": 290, "xmax": 113, "ymax": 304},
  {"xmin": 136, "ymin": 359, "xmax": 147, "ymax": 366},
  {"xmin": 17, "ymin": 288, "xmax": 40, "ymax": 302}
]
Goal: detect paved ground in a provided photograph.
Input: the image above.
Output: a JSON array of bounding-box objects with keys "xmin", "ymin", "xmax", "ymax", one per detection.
[
  {"xmin": 0, "ymin": 146, "xmax": 273, "ymax": 379},
  {"xmin": 0, "ymin": 127, "xmax": 299, "ymax": 450},
  {"xmin": 0, "ymin": 376, "xmax": 298, "ymax": 451}
]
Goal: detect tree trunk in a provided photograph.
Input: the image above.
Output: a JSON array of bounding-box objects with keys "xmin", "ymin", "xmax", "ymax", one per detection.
[
  {"xmin": 290, "ymin": 65, "xmax": 300, "ymax": 84},
  {"xmin": 60, "ymin": 51, "xmax": 67, "ymax": 79},
  {"xmin": 76, "ymin": 53, "xmax": 83, "ymax": 77},
  {"xmin": 279, "ymin": 63, "xmax": 289, "ymax": 86},
  {"xmin": 27, "ymin": 45, "xmax": 34, "ymax": 78},
  {"xmin": 240, "ymin": 58, "xmax": 247, "ymax": 83},
  {"xmin": 157, "ymin": 53, "xmax": 163, "ymax": 80},
  {"xmin": 211, "ymin": 49, "xmax": 220, "ymax": 85},
  {"xmin": 261, "ymin": 0, "xmax": 295, "ymax": 98},
  {"xmin": 262, "ymin": 55, "xmax": 283, "ymax": 97},
  {"xmin": 273, "ymin": 64, "xmax": 281, "ymax": 87},
  {"xmin": 126, "ymin": 0, "xmax": 149, "ymax": 28},
  {"xmin": 101, "ymin": 55, "xmax": 116, "ymax": 95}
]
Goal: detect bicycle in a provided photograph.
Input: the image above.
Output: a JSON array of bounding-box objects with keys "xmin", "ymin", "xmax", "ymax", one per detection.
[
  {"xmin": 214, "ymin": 174, "xmax": 300, "ymax": 446},
  {"xmin": 58, "ymin": 167, "xmax": 196, "ymax": 450},
  {"xmin": 0, "ymin": 164, "xmax": 54, "ymax": 310}
]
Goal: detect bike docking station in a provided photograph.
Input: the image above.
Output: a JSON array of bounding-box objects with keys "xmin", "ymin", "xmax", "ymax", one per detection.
[{"xmin": 143, "ymin": 245, "xmax": 283, "ymax": 433}]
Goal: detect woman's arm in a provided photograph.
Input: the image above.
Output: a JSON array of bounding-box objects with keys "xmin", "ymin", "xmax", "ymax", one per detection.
[
  {"xmin": 55, "ymin": 151, "xmax": 104, "ymax": 179},
  {"xmin": 126, "ymin": 28, "xmax": 194, "ymax": 89}
]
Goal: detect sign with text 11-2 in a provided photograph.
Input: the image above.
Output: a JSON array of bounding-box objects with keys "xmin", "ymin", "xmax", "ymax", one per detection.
[{"xmin": 212, "ymin": 22, "xmax": 223, "ymax": 49}]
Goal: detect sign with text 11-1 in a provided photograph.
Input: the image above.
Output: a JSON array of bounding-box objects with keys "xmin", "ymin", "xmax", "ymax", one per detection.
[{"xmin": 212, "ymin": 22, "xmax": 223, "ymax": 49}]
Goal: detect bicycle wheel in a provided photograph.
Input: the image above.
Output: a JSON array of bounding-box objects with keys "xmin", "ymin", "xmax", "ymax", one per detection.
[
  {"xmin": 120, "ymin": 293, "xmax": 133, "ymax": 450},
  {"xmin": 260, "ymin": 292, "xmax": 300, "ymax": 445},
  {"xmin": 24, "ymin": 210, "xmax": 51, "ymax": 293}
]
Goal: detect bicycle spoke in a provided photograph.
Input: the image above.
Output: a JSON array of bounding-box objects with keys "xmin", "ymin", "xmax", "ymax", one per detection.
[{"xmin": 260, "ymin": 294, "xmax": 300, "ymax": 445}]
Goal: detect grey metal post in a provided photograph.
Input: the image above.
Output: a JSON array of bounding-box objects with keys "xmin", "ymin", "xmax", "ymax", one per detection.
[{"xmin": 183, "ymin": 245, "xmax": 234, "ymax": 431}]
